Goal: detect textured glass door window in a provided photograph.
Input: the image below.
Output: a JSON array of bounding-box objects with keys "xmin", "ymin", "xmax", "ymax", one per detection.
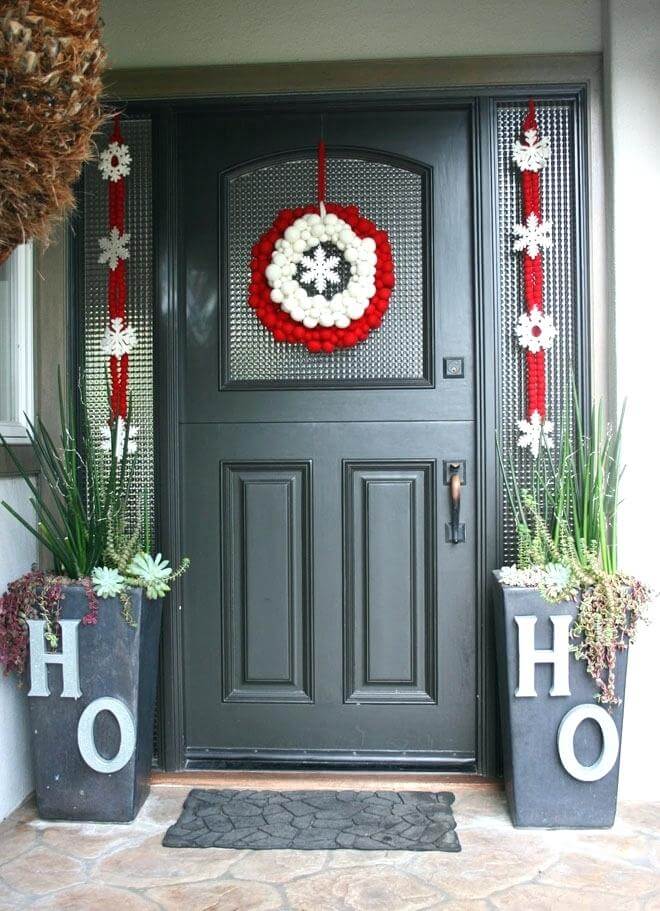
[
  {"xmin": 0, "ymin": 245, "xmax": 33, "ymax": 438},
  {"xmin": 223, "ymin": 154, "xmax": 431, "ymax": 387},
  {"xmin": 81, "ymin": 118, "xmax": 155, "ymax": 534},
  {"xmin": 496, "ymin": 100, "xmax": 579, "ymax": 562}
]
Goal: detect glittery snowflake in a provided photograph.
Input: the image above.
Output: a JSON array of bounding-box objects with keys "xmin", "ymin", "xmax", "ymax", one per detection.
[
  {"xmin": 512, "ymin": 213, "xmax": 552, "ymax": 259},
  {"xmin": 517, "ymin": 410, "xmax": 553, "ymax": 458},
  {"xmin": 512, "ymin": 129, "xmax": 551, "ymax": 172},
  {"xmin": 299, "ymin": 246, "xmax": 340, "ymax": 294},
  {"xmin": 515, "ymin": 307, "xmax": 557, "ymax": 353},
  {"xmin": 100, "ymin": 317, "xmax": 137, "ymax": 359},
  {"xmin": 98, "ymin": 227, "xmax": 130, "ymax": 271},
  {"xmin": 100, "ymin": 417, "xmax": 139, "ymax": 460},
  {"xmin": 98, "ymin": 141, "xmax": 132, "ymax": 182}
]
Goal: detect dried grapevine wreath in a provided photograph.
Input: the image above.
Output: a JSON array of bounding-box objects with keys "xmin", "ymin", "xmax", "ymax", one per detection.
[{"xmin": 0, "ymin": 1, "xmax": 106, "ymax": 265}]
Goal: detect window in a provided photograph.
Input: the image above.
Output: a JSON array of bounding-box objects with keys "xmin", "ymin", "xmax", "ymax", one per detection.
[{"xmin": 0, "ymin": 244, "xmax": 34, "ymax": 441}]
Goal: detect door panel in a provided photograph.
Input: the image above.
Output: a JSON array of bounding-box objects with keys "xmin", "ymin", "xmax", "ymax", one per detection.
[
  {"xmin": 180, "ymin": 105, "xmax": 477, "ymax": 767},
  {"xmin": 221, "ymin": 461, "xmax": 313, "ymax": 704},
  {"xmin": 180, "ymin": 108, "xmax": 474, "ymax": 424},
  {"xmin": 183, "ymin": 422, "xmax": 475, "ymax": 758},
  {"xmin": 343, "ymin": 460, "xmax": 437, "ymax": 704}
]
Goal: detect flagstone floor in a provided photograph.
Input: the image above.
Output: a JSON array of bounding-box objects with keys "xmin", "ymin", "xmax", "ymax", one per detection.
[{"xmin": 0, "ymin": 775, "xmax": 658, "ymax": 910}]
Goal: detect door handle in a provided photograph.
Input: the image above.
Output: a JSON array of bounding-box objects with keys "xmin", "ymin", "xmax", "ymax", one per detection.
[{"xmin": 447, "ymin": 463, "xmax": 465, "ymax": 544}]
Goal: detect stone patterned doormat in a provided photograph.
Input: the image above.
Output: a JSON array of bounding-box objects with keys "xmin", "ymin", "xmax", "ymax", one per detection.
[{"xmin": 163, "ymin": 789, "xmax": 460, "ymax": 851}]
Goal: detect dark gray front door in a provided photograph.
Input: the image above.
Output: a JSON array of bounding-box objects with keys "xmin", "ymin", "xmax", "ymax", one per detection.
[{"xmin": 180, "ymin": 104, "xmax": 476, "ymax": 768}]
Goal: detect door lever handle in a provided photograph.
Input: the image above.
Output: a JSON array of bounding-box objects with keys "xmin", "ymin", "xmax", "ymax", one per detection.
[{"xmin": 448, "ymin": 464, "xmax": 463, "ymax": 544}]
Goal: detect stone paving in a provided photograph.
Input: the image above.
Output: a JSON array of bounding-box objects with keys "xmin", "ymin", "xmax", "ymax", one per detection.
[{"xmin": 0, "ymin": 779, "xmax": 657, "ymax": 910}]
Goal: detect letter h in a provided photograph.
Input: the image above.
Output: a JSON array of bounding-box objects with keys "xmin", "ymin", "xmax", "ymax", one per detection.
[
  {"xmin": 514, "ymin": 614, "xmax": 572, "ymax": 698},
  {"xmin": 27, "ymin": 619, "xmax": 82, "ymax": 699}
]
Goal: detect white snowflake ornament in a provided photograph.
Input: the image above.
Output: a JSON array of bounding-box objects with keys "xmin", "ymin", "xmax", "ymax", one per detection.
[
  {"xmin": 299, "ymin": 246, "xmax": 341, "ymax": 294},
  {"xmin": 517, "ymin": 410, "xmax": 554, "ymax": 458},
  {"xmin": 512, "ymin": 212, "xmax": 552, "ymax": 259},
  {"xmin": 512, "ymin": 129, "xmax": 551, "ymax": 172},
  {"xmin": 100, "ymin": 417, "xmax": 139, "ymax": 460},
  {"xmin": 98, "ymin": 227, "xmax": 130, "ymax": 271},
  {"xmin": 99, "ymin": 141, "xmax": 132, "ymax": 182},
  {"xmin": 515, "ymin": 307, "xmax": 557, "ymax": 353},
  {"xmin": 101, "ymin": 317, "xmax": 137, "ymax": 359}
]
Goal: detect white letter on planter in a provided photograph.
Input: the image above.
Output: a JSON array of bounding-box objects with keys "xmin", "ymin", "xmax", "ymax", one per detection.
[
  {"xmin": 27, "ymin": 619, "xmax": 82, "ymax": 699},
  {"xmin": 557, "ymin": 704, "xmax": 620, "ymax": 781},
  {"xmin": 515, "ymin": 614, "xmax": 572, "ymax": 697},
  {"xmin": 77, "ymin": 697, "xmax": 137, "ymax": 774}
]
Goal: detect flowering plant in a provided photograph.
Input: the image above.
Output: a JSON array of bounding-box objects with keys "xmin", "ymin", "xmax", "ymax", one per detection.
[
  {"xmin": 498, "ymin": 386, "xmax": 652, "ymax": 704},
  {"xmin": 0, "ymin": 372, "xmax": 189, "ymax": 675}
]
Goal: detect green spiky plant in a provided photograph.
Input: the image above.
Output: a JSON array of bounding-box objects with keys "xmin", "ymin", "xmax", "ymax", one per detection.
[
  {"xmin": 498, "ymin": 383, "xmax": 623, "ymax": 574},
  {"xmin": 0, "ymin": 371, "xmax": 189, "ymax": 660},
  {"xmin": 0, "ymin": 370, "xmax": 134, "ymax": 578},
  {"xmin": 498, "ymin": 384, "xmax": 652, "ymax": 704}
]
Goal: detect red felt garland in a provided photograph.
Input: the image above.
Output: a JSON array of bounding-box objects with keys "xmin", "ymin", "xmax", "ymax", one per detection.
[
  {"xmin": 107, "ymin": 114, "xmax": 129, "ymax": 420},
  {"xmin": 519, "ymin": 99, "xmax": 546, "ymax": 422},
  {"xmin": 249, "ymin": 143, "xmax": 394, "ymax": 353}
]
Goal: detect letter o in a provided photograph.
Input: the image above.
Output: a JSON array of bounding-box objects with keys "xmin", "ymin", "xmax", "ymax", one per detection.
[
  {"xmin": 557, "ymin": 704, "xmax": 620, "ymax": 782},
  {"xmin": 77, "ymin": 697, "xmax": 137, "ymax": 774}
]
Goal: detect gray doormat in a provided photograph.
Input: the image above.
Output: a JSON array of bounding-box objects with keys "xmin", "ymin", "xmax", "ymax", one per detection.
[{"xmin": 163, "ymin": 788, "xmax": 460, "ymax": 851}]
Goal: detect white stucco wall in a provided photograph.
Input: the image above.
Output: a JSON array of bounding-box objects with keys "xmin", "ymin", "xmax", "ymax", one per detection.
[
  {"xmin": 0, "ymin": 478, "xmax": 36, "ymax": 820},
  {"xmin": 605, "ymin": 0, "xmax": 660, "ymax": 801},
  {"xmin": 101, "ymin": 0, "xmax": 602, "ymax": 68}
]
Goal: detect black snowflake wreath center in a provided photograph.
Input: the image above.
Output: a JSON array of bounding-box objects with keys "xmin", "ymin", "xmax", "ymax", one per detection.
[{"xmin": 295, "ymin": 242, "xmax": 351, "ymax": 300}]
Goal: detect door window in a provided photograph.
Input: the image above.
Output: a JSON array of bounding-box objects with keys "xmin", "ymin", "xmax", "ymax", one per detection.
[{"xmin": 223, "ymin": 154, "xmax": 431, "ymax": 387}]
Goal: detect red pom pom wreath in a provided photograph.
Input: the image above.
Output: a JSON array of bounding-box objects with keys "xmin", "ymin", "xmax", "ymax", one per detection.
[{"xmin": 249, "ymin": 203, "xmax": 394, "ymax": 353}]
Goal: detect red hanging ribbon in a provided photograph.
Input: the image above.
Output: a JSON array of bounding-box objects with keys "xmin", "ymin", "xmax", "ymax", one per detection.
[{"xmin": 317, "ymin": 140, "xmax": 326, "ymax": 209}]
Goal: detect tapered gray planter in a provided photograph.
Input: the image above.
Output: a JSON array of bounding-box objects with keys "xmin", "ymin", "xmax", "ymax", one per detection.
[
  {"xmin": 27, "ymin": 584, "xmax": 161, "ymax": 822},
  {"xmin": 494, "ymin": 575, "xmax": 627, "ymax": 828}
]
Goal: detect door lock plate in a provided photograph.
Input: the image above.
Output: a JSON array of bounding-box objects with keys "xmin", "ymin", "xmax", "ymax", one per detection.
[{"xmin": 443, "ymin": 357, "xmax": 465, "ymax": 379}]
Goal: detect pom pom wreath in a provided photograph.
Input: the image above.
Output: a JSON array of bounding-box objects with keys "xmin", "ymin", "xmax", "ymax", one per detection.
[{"xmin": 250, "ymin": 203, "xmax": 394, "ymax": 353}]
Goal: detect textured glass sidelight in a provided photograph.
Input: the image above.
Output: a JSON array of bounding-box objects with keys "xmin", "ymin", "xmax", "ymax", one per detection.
[
  {"xmin": 80, "ymin": 117, "xmax": 155, "ymax": 538},
  {"xmin": 496, "ymin": 100, "xmax": 577, "ymax": 562},
  {"xmin": 224, "ymin": 155, "xmax": 428, "ymax": 385}
]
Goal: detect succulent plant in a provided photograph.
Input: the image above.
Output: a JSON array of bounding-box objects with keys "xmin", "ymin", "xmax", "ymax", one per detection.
[
  {"xmin": 127, "ymin": 552, "xmax": 172, "ymax": 600},
  {"xmin": 91, "ymin": 566, "xmax": 125, "ymax": 599},
  {"xmin": 541, "ymin": 562, "xmax": 574, "ymax": 601}
]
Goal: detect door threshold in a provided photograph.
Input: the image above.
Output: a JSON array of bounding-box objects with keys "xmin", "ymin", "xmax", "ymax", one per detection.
[
  {"xmin": 183, "ymin": 749, "xmax": 476, "ymax": 773},
  {"xmin": 151, "ymin": 769, "xmax": 501, "ymax": 791}
]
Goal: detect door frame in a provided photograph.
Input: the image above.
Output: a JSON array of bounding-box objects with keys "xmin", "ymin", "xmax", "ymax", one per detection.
[{"xmin": 88, "ymin": 78, "xmax": 593, "ymax": 775}]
